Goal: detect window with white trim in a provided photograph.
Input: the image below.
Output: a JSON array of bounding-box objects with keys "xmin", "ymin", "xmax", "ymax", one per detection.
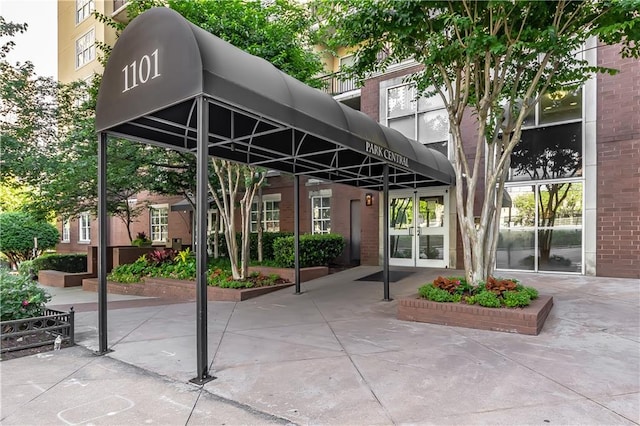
[
  {"xmin": 386, "ymin": 83, "xmax": 449, "ymax": 157},
  {"xmin": 76, "ymin": 0, "xmax": 95, "ymax": 24},
  {"xmin": 62, "ymin": 218, "xmax": 71, "ymax": 243},
  {"xmin": 150, "ymin": 205, "xmax": 168, "ymax": 243},
  {"xmin": 311, "ymin": 196, "xmax": 331, "ymax": 234},
  {"xmin": 251, "ymin": 194, "xmax": 281, "ymax": 232},
  {"xmin": 79, "ymin": 212, "xmax": 91, "ymax": 242},
  {"xmin": 75, "ymin": 28, "xmax": 95, "ymax": 69}
]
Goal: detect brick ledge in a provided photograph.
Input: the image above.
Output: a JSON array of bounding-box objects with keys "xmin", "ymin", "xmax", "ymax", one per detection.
[{"xmin": 397, "ymin": 295, "xmax": 553, "ymax": 335}]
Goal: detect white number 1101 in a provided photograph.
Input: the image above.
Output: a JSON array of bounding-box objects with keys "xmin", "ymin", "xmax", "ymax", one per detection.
[{"xmin": 122, "ymin": 48, "xmax": 160, "ymax": 93}]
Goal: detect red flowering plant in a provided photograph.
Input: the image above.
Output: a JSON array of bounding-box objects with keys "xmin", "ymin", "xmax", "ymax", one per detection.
[{"xmin": 1, "ymin": 268, "xmax": 51, "ymax": 321}]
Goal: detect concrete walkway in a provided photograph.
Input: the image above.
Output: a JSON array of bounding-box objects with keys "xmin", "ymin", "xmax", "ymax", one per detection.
[{"xmin": 1, "ymin": 267, "xmax": 638, "ymax": 425}]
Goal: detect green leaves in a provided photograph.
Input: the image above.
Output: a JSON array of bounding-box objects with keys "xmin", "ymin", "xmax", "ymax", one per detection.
[
  {"xmin": 0, "ymin": 212, "xmax": 59, "ymax": 265},
  {"xmin": 0, "ymin": 268, "xmax": 52, "ymax": 321}
]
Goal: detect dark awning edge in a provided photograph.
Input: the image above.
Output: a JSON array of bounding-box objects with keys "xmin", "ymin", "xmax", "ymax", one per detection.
[{"xmin": 96, "ymin": 7, "xmax": 455, "ymax": 190}]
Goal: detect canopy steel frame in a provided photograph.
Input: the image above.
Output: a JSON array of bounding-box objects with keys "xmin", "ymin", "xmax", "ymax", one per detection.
[{"xmin": 94, "ymin": 7, "xmax": 455, "ymax": 386}]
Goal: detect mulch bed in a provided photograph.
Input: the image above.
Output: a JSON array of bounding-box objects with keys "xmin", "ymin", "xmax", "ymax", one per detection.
[{"xmin": 1, "ymin": 332, "xmax": 74, "ymax": 361}]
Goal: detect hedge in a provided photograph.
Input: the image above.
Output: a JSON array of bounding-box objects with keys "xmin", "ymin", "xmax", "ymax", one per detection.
[
  {"xmin": 273, "ymin": 233, "xmax": 346, "ymax": 268},
  {"xmin": 210, "ymin": 232, "xmax": 293, "ymax": 261},
  {"xmin": 19, "ymin": 253, "xmax": 88, "ymax": 276}
]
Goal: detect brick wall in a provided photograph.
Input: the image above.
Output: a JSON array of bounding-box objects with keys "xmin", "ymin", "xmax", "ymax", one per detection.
[{"xmin": 596, "ymin": 44, "xmax": 640, "ymax": 278}]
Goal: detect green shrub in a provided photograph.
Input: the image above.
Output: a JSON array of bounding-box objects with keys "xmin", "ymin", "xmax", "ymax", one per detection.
[
  {"xmin": 273, "ymin": 233, "xmax": 345, "ymax": 268},
  {"xmin": 0, "ymin": 268, "xmax": 51, "ymax": 321},
  {"xmin": 418, "ymin": 284, "xmax": 459, "ymax": 302},
  {"xmin": 0, "ymin": 212, "xmax": 59, "ymax": 266},
  {"xmin": 107, "ymin": 256, "xmax": 150, "ymax": 283},
  {"xmin": 503, "ymin": 291, "xmax": 532, "ymax": 308},
  {"xmin": 521, "ymin": 286, "xmax": 539, "ymax": 300},
  {"xmin": 30, "ymin": 253, "xmax": 87, "ymax": 274},
  {"xmin": 212, "ymin": 232, "xmax": 293, "ymax": 261},
  {"xmin": 475, "ymin": 291, "xmax": 502, "ymax": 308}
]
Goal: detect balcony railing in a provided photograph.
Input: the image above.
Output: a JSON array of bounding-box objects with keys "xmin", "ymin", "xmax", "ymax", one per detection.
[
  {"xmin": 319, "ymin": 72, "xmax": 361, "ymax": 96},
  {"xmin": 113, "ymin": 0, "xmax": 127, "ymax": 11}
]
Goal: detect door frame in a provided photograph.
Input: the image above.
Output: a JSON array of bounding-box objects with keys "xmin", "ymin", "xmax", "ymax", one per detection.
[{"xmin": 388, "ymin": 188, "xmax": 450, "ymax": 268}]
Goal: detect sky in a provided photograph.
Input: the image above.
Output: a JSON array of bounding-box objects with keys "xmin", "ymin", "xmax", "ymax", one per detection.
[{"xmin": 1, "ymin": 0, "xmax": 58, "ymax": 79}]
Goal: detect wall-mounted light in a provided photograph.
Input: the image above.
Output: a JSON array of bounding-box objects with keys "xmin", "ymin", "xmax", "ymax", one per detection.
[{"xmin": 365, "ymin": 193, "xmax": 374, "ymax": 206}]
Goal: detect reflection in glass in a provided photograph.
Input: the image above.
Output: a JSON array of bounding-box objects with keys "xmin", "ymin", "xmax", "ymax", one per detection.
[
  {"xmin": 496, "ymin": 229, "xmax": 535, "ymax": 270},
  {"xmin": 418, "ymin": 110, "xmax": 449, "ymax": 144},
  {"xmin": 424, "ymin": 141, "xmax": 448, "ymax": 157},
  {"xmin": 390, "ymin": 197, "xmax": 413, "ymax": 229},
  {"xmin": 418, "ymin": 196, "xmax": 444, "ymax": 228},
  {"xmin": 510, "ymin": 122, "xmax": 582, "ymax": 182},
  {"xmin": 387, "ymin": 84, "xmax": 416, "ymax": 118},
  {"xmin": 537, "ymin": 229, "xmax": 582, "ymax": 272},
  {"xmin": 538, "ymin": 183, "xmax": 582, "ymax": 228},
  {"xmin": 418, "ymin": 235, "xmax": 443, "ymax": 259},
  {"xmin": 390, "ymin": 235, "xmax": 413, "ymax": 259},
  {"xmin": 388, "ymin": 116, "xmax": 415, "ymax": 139},
  {"xmin": 539, "ymin": 88, "xmax": 582, "ymax": 124},
  {"xmin": 501, "ymin": 186, "xmax": 535, "ymax": 227}
]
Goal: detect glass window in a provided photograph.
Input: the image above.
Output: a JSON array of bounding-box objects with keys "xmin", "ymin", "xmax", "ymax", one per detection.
[
  {"xmin": 498, "ymin": 183, "xmax": 582, "ymax": 273},
  {"xmin": 62, "ymin": 218, "xmax": 70, "ymax": 243},
  {"xmin": 311, "ymin": 196, "xmax": 331, "ymax": 234},
  {"xmin": 79, "ymin": 212, "xmax": 91, "ymax": 242},
  {"xmin": 386, "ymin": 83, "xmax": 449, "ymax": 156},
  {"xmin": 76, "ymin": 0, "xmax": 94, "ymax": 24},
  {"xmin": 150, "ymin": 206, "xmax": 168, "ymax": 242},
  {"xmin": 510, "ymin": 122, "xmax": 582, "ymax": 182},
  {"xmin": 539, "ymin": 88, "xmax": 582, "ymax": 124},
  {"xmin": 250, "ymin": 198, "xmax": 280, "ymax": 232},
  {"xmin": 75, "ymin": 29, "xmax": 95, "ymax": 69}
]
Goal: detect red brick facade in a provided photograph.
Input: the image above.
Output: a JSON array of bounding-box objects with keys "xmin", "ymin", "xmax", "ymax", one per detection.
[{"xmin": 596, "ymin": 44, "xmax": 640, "ymax": 278}]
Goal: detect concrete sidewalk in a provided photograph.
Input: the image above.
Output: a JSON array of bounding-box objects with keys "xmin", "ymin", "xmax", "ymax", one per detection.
[{"xmin": 1, "ymin": 267, "xmax": 639, "ymax": 425}]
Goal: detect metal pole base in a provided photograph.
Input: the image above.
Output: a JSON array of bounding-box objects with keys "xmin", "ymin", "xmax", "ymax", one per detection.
[
  {"xmin": 93, "ymin": 348, "xmax": 113, "ymax": 356},
  {"xmin": 382, "ymin": 298, "xmax": 393, "ymax": 302},
  {"xmin": 294, "ymin": 291, "xmax": 304, "ymax": 295},
  {"xmin": 189, "ymin": 374, "xmax": 216, "ymax": 386}
]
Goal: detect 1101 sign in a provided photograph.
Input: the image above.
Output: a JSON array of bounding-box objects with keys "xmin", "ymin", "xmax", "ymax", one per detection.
[{"xmin": 122, "ymin": 49, "xmax": 161, "ymax": 93}]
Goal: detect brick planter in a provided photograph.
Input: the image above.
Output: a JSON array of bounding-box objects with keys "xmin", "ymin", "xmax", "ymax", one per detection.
[
  {"xmin": 82, "ymin": 277, "xmax": 293, "ymax": 302},
  {"xmin": 397, "ymin": 295, "xmax": 554, "ymax": 335}
]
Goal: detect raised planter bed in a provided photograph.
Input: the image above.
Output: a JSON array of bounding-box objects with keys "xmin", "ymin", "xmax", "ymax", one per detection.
[
  {"xmin": 82, "ymin": 277, "xmax": 294, "ymax": 302},
  {"xmin": 1, "ymin": 308, "xmax": 75, "ymax": 354},
  {"xmin": 397, "ymin": 294, "xmax": 553, "ymax": 335},
  {"xmin": 38, "ymin": 270, "xmax": 95, "ymax": 288}
]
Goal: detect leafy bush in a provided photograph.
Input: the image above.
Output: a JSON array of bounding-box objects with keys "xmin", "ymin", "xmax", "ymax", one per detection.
[
  {"xmin": 0, "ymin": 212, "xmax": 59, "ymax": 266},
  {"xmin": 418, "ymin": 284, "xmax": 460, "ymax": 302},
  {"xmin": 419, "ymin": 275, "xmax": 539, "ymax": 308},
  {"xmin": 474, "ymin": 290, "xmax": 502, "ymax": 308},
  {"xmin": 0, "ymin": 268, "xmax": 51, "ymax": 321},
  {"xmin": 107, "ymin": 256, "xmax": 150, "ymax": 283},
  {"xmin": 212, "ymin": 232, "xmax": 293, "ymax": 261},
  {"xmin": 273, "ymin": 233, "xmax": 346, "ymax": 268},
  {"xmin": 25, "ymin": 253, "xmax": 87, "ymax": 275},
  {"xmin": 132, "ymin": 231, "xmax": 152, "ymax": 247},
  {"xmin": 503, "ymin": 291, "xmax": 532, "ymax": 308}
]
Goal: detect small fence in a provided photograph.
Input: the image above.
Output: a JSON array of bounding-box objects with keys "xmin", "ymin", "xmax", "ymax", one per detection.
[{"xmin": 0, "ymin": 308, "xmax": 75, "ymax": 353}]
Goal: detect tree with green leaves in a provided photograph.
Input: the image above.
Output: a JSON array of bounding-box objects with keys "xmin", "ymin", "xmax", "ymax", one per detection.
[
  {"xmin": 100, "ymin": 0, "xmax": 324, "ymax": 278},
  {"xmin": 0, "ymin": 17, "xmax": 156, "ymax": 239},
  {"xmin": 0, "ymin": 212, "xmax": 59, "ymax": 267},
  {"xmin": 320, "ymin": 0, "xmax": 640, "ymax": 285}
]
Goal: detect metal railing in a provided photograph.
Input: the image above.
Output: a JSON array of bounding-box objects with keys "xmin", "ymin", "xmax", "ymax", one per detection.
[
  {"xmin": 319, "ymin": 72, "xmax": 361, "ymax": 96},
  {"xmin": 0, "ymin": 308, "xmax": 75, "ymax": 353}
]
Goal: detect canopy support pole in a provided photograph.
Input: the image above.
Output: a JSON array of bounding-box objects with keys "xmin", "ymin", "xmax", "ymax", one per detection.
[
  {"xmin": 383, "ymin": 164, "xmax": 391, "ymax": 301},
  {"xmin": 191, "ymin": 96, "xmax": 215, "ymax": 385},
  {"xmin": 294, "ymin": 175, "xmax": 302, "ymax": 294},
  {"xmin": 96, "ymin": 132, "xmax": 112, "ymax": 355}
]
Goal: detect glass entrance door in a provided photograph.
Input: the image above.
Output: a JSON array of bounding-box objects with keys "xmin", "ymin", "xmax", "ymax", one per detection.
[{"xmin": 389, "ymin": 190, "xmax": 449, "ymax": 268}]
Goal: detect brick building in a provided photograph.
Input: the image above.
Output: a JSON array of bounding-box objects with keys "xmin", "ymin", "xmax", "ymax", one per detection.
[{"xmin": 57, "ymin": 1, "xmax": 639, "ymax": 279}]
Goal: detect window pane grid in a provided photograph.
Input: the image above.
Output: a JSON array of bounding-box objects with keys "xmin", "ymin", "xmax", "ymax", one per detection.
[
  {"xmin": 75, "ymin": 29, "xmax": 95, "ymax": 68},
  {"xmin": 79, "ymin": 213, "xmax": 91, "ymax": 242},
  {"xmin": 312, "ymin": 197, "xmax": 331, "ymax": 234},
  {"xmin": 76, "ymin": 0, "xmax": 94, "ymax": 23},
  {"xmin": 250, "ymin": 200, "xmax": 280, "ymax": 232},
  {"xmin": 150, "ymin": 207, "xmax": 168, "ymax": 242}
]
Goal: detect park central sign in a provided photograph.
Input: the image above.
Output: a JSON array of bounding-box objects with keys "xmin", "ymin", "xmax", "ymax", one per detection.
[{"xmin": 365, "ymin": 141, "xmax": 409, "ymax": 168}]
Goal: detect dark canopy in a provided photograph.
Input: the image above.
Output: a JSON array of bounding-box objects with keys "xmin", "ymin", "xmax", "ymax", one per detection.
[{"xmin": 96, "ymin": 7, "xmax": 454, "ymax": 190}]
